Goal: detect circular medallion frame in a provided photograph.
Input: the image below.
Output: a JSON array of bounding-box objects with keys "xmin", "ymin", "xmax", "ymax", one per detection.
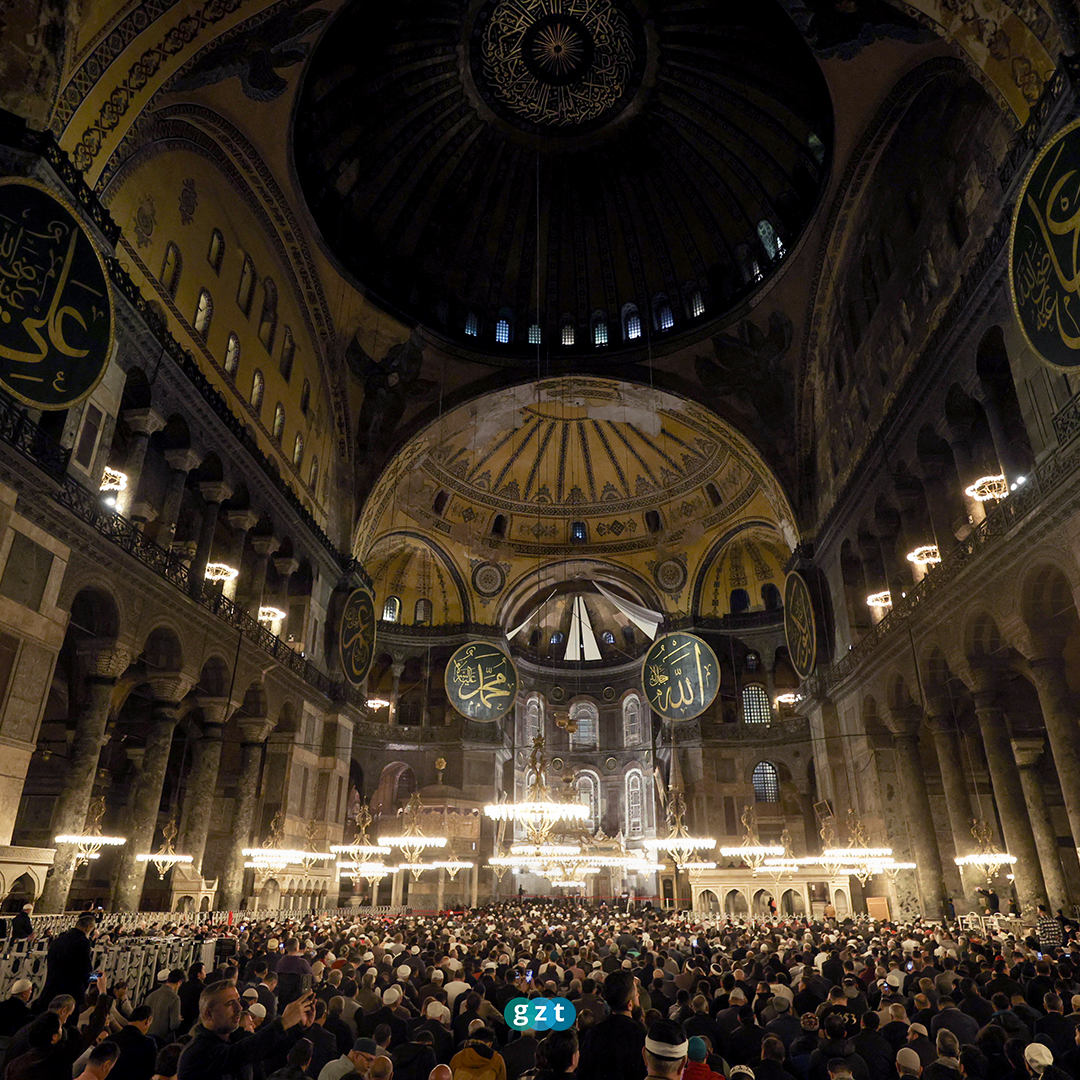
[
  {"xmin": 472, "ymin": 561, "xmax": 506, "ymax": 597},
  {"xmin": 445, "ymin": 640, "xmax": 519, "ymax": 722},
  {"xmin": 640, "ymin": 631, "xmax": 720, "ymax": 722},
  {"xmin": 338, "ymin": 585, "xmax": 377, "ymax": 688},
  {"xmin": 783, "ymin": 571, "xmax": 817, "ymax": 681}
]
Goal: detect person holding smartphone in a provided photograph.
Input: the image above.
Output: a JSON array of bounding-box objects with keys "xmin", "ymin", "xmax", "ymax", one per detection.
[{"xmin": 275, "ymin": 938, "xmax": 315, "ymax": 1009}]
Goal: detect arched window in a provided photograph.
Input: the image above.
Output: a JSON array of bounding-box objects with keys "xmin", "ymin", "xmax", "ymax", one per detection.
[
  {"xmin": 626, "ymin": 769, "xmax": 644, "ymax": 836},
  {"xmin": 577, "ymin": 772, "xmax": 600, "ymax": 832},
  {"xmin": 491, "ymin": 514, "xmax": 507, "ymax": 537},
  {"xmin": 645, "ymin": 510, "xmax": 662, "ymax": 534},
  {"xmin": 570, "ymin": 701, "xmax": 598, "ymax": 748},
  {"xmin": 414, "ymin": 598, "xmax": 432, "ymax": 624},
  {"xmin": 528, "ymin": 324, "xmax": 542, "ymax": 345},
  {"xmin": 602, "ymin": 630, "xmax": 615, "ymax": 645},
  {"xmin": 258, "ymin": 279, "xmax": 278, "ymax": 351},
  {"xmin": 752, "ymin": 761, "xmax": 780, "ymax": 802},
  {"xmin": 757, "ymin": 220, "xmax": 785, "ymax": 261},
  {"xmin": 561, "ymin": 321, "xmax": 575, "ymax": 346},
  {"xmin": 762, "ymin": 583, "xmax": 782, "ymax": 610},
  {"xmin": 730, "ymin": 588, "xmax": 750, "ymax": 613},
  {"xmin": 280, "ymin": 327, "xmax": 295, "ymax": 382},
  {"xmin": 273, "ymin": 402, "xmax": 285, "ymax": 443},
  {"xmin": 743, "ymin": 685, "xmax": 772, "ymax": 724},
  {"xmin": 550, "ymin": 631, "xmax": 565, "ymax": 646},
  {"xmin": 433, "ymin": 490, "xmax": 449, "ymax": 516},
  {"xmin": 300, "ymin": 379, "xmax": 310, "ymax": 416},
  {"xmin": 495, "ymin": 319, "xmax": 510, "ymax": 344},
  {"xmin": 571, "ymin": 521, "xmax": 587, "ymax": 543},
  {"xmin": 308, "ymin": 456, "xmax": 319, "ymax": 490},
  {"xmin": 705, "ymin": 482, "xmax": 722, "ymax": 507},
  {"xmin": 525, "ymin": 694, "xmax": 543, "ymax": 745},
  {"xmin": 592, "ymin": 311, "xmax": 608, "ymax": 346},
  {"xmin": 292, "ymin": 431, "xmax": 304, "ymax": 468},
  {"xmin": 224, "ymin": 332, "xmax": 241, "ymax": 377},
  {"xmin": 194, "ymin": 288, "xmax": 213, "ymax": 339},
  {"xmin": 237, "ymin": 255, "xmax": 256, "ymax": 315},
  {"xmin": 689, "ymin": 289, "xmax": 705, "ymax": 318},
  {"xmin": 735, "ymin": 244, "xmax": 762, "ymax": 284},
  {"xmin": 623, "ymin": 694, "xmax": 642, "ymax": 747},
  {"xmin": 208, "ymin": 229, "xmax": 225, "ymax": 273},
  {"xmin": 465, "ymin": 312, "xmax": 478, "ymax": 337},
  {"xmin": 653, "ymin": 295, "xmax": 674, "ymax": 331},
  {"xmin": 623, "ymin": 303, "xmax": 642, "ymax": 341},
  {"xmin": 161, "ymin": 242, "xmax": 182, "ymax": 297},
  {"xmin": 250, "ymin": 369, "xmax": 264, "ymax": 415},
  {"xmin": 382, "ymin": 596, "xmax": 401, "ymax": 622}
]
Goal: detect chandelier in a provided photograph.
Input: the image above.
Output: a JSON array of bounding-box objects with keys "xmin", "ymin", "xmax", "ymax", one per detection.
[
  {"xmin": 204, "ymin": 562, "xmax": 239, "ymax": 582},
  {"xmin": 964, "ymin": 475, "xmax": 1008, "ymax": 501},
  {"xmin": 99, "ymin": 468, "xmax": 127, "ymax": 507},
  {"xmin": 645, "ymin": 788, "xmax": 718, "ymax": 870},
  {"xmin": 905, "ymin": 545, "xmax": 941, "ymax": 565},
  {"xmin": 135, "ymin": 820, "xmax": 193, "ymax": 878},
  {"xmin": 954, "ymin": 820, "xmax": 1016, "ymax": 882},
  {"xmin": 258, "ymin": 606, "xmax": 286, "ymax": 623},
  {"xmin": 379, "ymin": 793, "xmax": 448, "ymax": 875},
  {"xmin": 865, "ymin": 590, "xmax": 892, "ymax": 608},
  {"xmin": 717, "ymin": 806, "xmax": 781, "ymax": 870},
  {"xmin": 331, "ymin": 806, "xmax": 392, "ymax": 861},
  {"xmin": 243, "ymin": 813, "xmax": 332, "ymax": 880},
  {"xmin": 56, "ymin": 796, "xmax": 127, "ymax": 866},
  {"xmin": 484, "ymin": 737, "xmax": 588, "ymax": 845}
]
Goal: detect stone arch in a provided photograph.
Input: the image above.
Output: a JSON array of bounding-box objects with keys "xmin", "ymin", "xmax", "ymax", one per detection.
[
  {"xmin": 1020, "ymin": 559, "xmax": 1080, "ymax": 633},
  {"xmin": 370, "ymin": 762, "xmax": 417, "ymax": 817},
  {"xmin": 886, "ymin": 671, "xmax": 917, "ymax": 712},
  {"xmin": 238, "ymin": 680, "xmax": 270, "ymax": 719},
  {"xmin": 698, "ymin": 888, "xmax": 719, "ymax": 911},
  {"xmin": 65, "ymin": 584, "xmax": 122, "ymax": 642},
  {"xmin": 724, "ymin": 888, "xmax": 748, "ymax": 916},
  {"xmin": 197, "ymin": 655, "xmax": 231, "ymax": 699},
  {"xmin": 141, "ymin": 625, "xmax": 185, "ymax": 674},
  {"xmin": 277, "ymin": 700, "xmax": 299, "ymax": 735}
]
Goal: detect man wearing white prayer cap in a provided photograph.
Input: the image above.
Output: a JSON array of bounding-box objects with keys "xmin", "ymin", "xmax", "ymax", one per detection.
[{"xmin": 643, "ymin": 1019, "xmax": 690, "ymax": 1080}]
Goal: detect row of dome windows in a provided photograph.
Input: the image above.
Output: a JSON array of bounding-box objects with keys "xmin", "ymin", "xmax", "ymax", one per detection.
[
  {"xmin": 458, "ymin": 222, "xmax": 783, "ymax": 346},
  {"xmin": 159, "ymin": 235, "xmax": 323, "ymax": 500}
]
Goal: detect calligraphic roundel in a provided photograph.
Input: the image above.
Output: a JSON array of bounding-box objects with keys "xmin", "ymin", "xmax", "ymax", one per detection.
[
  {"xmin": 641, "ymin": 632, "xmax": 720, "ymax": 722},
  {"xmin": 445, "ymin": 641, "xmax": 519, "ymax": 723},
  {"xmin": 783, "ymin": 571, "xmax": 817, "ymax": 680},
  {"xmin": 0, "ymin": 179, "xmax": 114, "ymax": 409},
  {"xmin": 339, "ymin": 585, "xmax": 377, "ymax": 688},
  {"xmin": 1011, "ymin": 117, "xmax": 1080, "ymax": 371}
]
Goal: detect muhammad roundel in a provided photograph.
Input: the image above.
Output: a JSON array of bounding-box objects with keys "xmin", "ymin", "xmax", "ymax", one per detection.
[
  {"xmin": 338, "ymin": 586, "xmax": 376, "ymax": 687},
  {"xmin": 641, "ymin": 632, "xmax": 719, "ymax": 722},
  {"xmin": 445, "ymin": 641, "xmax": 519, "ymax": 722},
  {"xmin": 0, "ymin": 179, "xmax": 114, "ymax": 409},
  {"xmin": 1010, "ymin": 117, "xmax": 1080, "ymax": 371},
  {"xmin": 784, "ymin": 570, "xmax": 817, "ymax": 680}
]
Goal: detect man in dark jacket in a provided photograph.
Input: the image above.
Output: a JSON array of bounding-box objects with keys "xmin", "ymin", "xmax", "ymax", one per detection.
[
  {"xmin": 179, "ymin": 963, "xmax": 206, "ymax": 1032},
  {"xmin": 0, "ymin": 979, "xmax": 33, "ymax": 1038},
  {"xmin": 500, "ymin": 1029, "xmax": 537, "ymax": 1080},
  {"xmin": 393, "ymin": 1029, "xmax": 438, "ymax": 1080},
  {"xmin": 578, "ymin": 970, "xmax": 647, "ymax": 1080},
  {"xmin": 850, "ymin": 1012, "xmax": 894, "ymax": 1080},
  {"xmin": 930, "ymin": 999, "xmax": 979, "ymax": 1048},
  {"xmin": 176, "ymin": 980, "xmax": 316, "ymax": 1080},
  {"xmin": 11, "ymin": 905, "xmax": 33, "ymax": 941},
  {"xmin": 36, "ymin": 913, "xmax": 96, "ymax": 1013},
  {"xmin": 414, "ymin": 1000, "xmax": 456, "ymax": 1063},
  {"xmin": 308, "ymin": 1000, "xmax": 341, "ymax": 1078},
  {"xmin": 807, "ymin": 1015, "xmax": 870, "ymax": 1080},
  {"xmin": 109, "ymin": 1005, "xmax": 158, "ymax": 1080},
  {"xmin": 358, "ymin": 985, "xmax": 409, "ymax": 1047},
  {"xmin": 767, "ymin": 996, "xmax": 804, "ymax": 1052}
]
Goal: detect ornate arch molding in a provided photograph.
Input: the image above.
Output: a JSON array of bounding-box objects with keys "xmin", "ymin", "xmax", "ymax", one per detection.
[
  {"xmin": 796, "ymin": 56, "xmax": 971, "ymax": 463},
  {"xmin": 98, "ymin": 106, "xmax": 350, "ymax": 464},
  {"xmin": 366, "ymin": 529, "xmax": 473, "ymax": 625},
  {"xmin": 689, "ymin": 517, "xmax": 783, "ymax": 615}
]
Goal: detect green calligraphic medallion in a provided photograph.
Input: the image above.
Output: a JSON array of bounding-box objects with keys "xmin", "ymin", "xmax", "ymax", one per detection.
[
  {"xmin": 641, "ymin": 632, "xmax": 719, "ymax": 722},
  {"xmin": 0, "ymin": 178, "xmax": 114, "ymax": 409},
  {"xmin": 445, "ymin": 641, "xmax": 519, "ymax": 722},
  {"xmin": 339, "ymin": 586, "xmax": 377, "ymax": 688},
  {"xmin": 784, "ymin": 571, "xmax": 817, "ymax": 680},
  {"xmin": 1010, "ymin": 117, "xmax": 1080, "ymax": 371}
]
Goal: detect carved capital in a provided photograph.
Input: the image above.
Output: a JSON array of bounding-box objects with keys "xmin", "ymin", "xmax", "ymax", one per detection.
[
  {"xmin": 129, "ymin": 500, "xmax": 157, "ymax": 524},
  {"xmin": 238, "ymin": 717, "xmax": 273, "ymax": 744},
  {"xmin": 146, "ymin": 672, "xmax": 194, "ymax": 709},
  {"xmin": 76, "ymin": 640, "xmax": 130, "ymax": 679},
  {"xmin": 195, "ymin": 695, "xmax": 230, "ymax": 729},
  {"xmin": 164, "ymin": 448, "xmax": 203, "ymax": 474},
  {"xmin": 198, "ymin": 481, "xmax": 233, "ymax": 506},
  {"xmin": 122, "ymin": 407, "xmax": 165, "ymax": 437},
  {"xmin": 884, "ymin": 706, "xmax": 922, "ymax": 740},
  {"xmin": 225, "ymin": 510, "xmax": 260, "ymax": 533},
  {"xmin": 1011, "ymin": 736, "xmax": 1046, "ymax": 770},
  {"xmin": 272, "ymin": 556, "xmax": 299, "ymax": 578},
  {"xmin": 250, "ymin": 535, "xmax": 280, "ymax": 557}
]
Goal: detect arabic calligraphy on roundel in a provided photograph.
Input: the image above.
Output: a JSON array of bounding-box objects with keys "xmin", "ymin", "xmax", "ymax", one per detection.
[
  {"xmin": 643, "ymin": 633, "xmax": 719, "ymax": 720},
  {"xmin": 451, "ymin": 644, "xmax": 514, "ymax": 714},
  {"xmin": 0, "ymin": 181, "xmax": 112, "ymax": 408}
]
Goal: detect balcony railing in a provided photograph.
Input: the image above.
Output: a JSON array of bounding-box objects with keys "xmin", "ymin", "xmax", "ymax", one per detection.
[{"xmin": 0, "ymin": 396, "xmax": 71, "ymax": 478}]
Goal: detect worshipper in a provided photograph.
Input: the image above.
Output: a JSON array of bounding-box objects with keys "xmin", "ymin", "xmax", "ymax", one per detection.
[
  {"xmin": 896, "ymin": 1048, "xmax": 923, "ymax": 1079},
  {"xmin": 532, "ymin": 1029, "xmax": 579, "ymax": 1080},
  {"xmin": 6, "ymin": 1012, "xmax": 65, "ymax": 1080},
  {"xmin": 311, "ymin": 999, "xmax": 345, "ymax": 1076},
  {"xmin": 267, "ymin": 1037, "xmax": 316, "ymax": 1080},
  {"xmin": 1036, "ymin": 995, "xmax": 1077, "ymax": 1056},
  {"xmin": 176, "ymin": 980, "xmax": 316, "ymax": 1080},
  {"xmin": 1025, "ymin": 1045, "xmax": 1056, "ymax": 1079},
  {"xmin": 109, "ymin": 1004, "xmax": 159, "ymax": 1080},
  {"xmin": 957, "ymin": 1046, "xmax": 986, "ymax": 1080},
  {"xmin": 415, "ymin": 999, "xmax": 456, "ymax": 1064},
  {"xmin": 179, "ymin": 963, "xmax": 206, "ymax": 1032},
  {"xmin": 754, "ymin": 1035, "xmax": 795, "ymax": 1080},
  {"xmin": 258, "ymin": 970, "xmax": 280, "ymax": 1023},
  {"xmin": 146, "ymin": 969, "xmax": 185, "ymax": 1042},
  {"xmin": 921, "ymin": 1031, "xmax": 961, "ymax": 1080},
  {"xmin": 930, "ymin": 999, "xmax": 979, "ymax": 1048},
  {"xmin": 851, "ymin": 1011, "xmax": 895, "ymax": 1080},
  {"xmin": 360, "ymin": 986, "xmax": 408, "ymax": 1047},
  {"xmin": 393, "ymin": 1028, "xmax": 438, "ymax": 1080},
  {"xmin": 809, "ymin": 1015, "xmax": 870, "ymax": 1080},
  {"xmin": 329, "ymin": 996, "xmax": 358, "ymax": 1054},
  {"xmin": 907, "ymin": 1026, "xmax": 936, "ymax": 1069},
  {"xmin": 152, "ymin": 1044, "xmax": 184, "ymax": 1080},
  {"xmin": 318, "ymin": 1037, "xmax": 379, "ymax": 1080},
  {"xmin": 1038, "ymin": 909, "xmax": 1064, "ymax": 952},
  {"xmin": 371, "ymin": 1056, "xmax": 395, "ymax": 1080},
  {"xmin": 767, "ymin": 995, "xmax": 803, "ymax": 1052},
  {"xmin": 500, "ymin": 1027, "xmax": 537, "ymax": 1080},
  {"xmin": 35, "ymin": 912, "xmax": 96, "ymax": 1013},
  {"xmin": 640, "ymin": 1019, "xmax": 691, "ymax": 1080},
  {"xmin": 449, "ymin": 1024, "xmax": 505, "ymax": 1080},
  {"xmin": 73, "ymin": 1041, "xmax": 121, "ymax": 1080},
  {"xmin": 729, "ymin": 1004, "xmax": 768, "ymax": 1066},
  {"xmin": 577, "ymin": 969, "xmax": 647, "ymax": 1080},
  {"xmin": 11, "ymin": 905, "xmax": 32, "ymax": 942},
  {"xmin": 276, "ymin": 939, "xmax": 315, "ymax": 1009},
  {"xmin": 0, "ymin": 979, "xmax": 33, "ymax": 1038}
]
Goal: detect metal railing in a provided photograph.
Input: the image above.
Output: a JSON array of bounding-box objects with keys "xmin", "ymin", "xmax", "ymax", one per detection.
[{"xmin": 0, "ymin": 395, "xmax": 71, "ymax": 478}]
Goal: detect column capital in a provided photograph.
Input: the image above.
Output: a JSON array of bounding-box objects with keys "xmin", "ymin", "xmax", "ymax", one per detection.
[
  {"xmin": 273, "ymin": 556, "xmax": 299, "ymax": 577},
  {"xmin": 146, "ymin": 672, "xmax": 193, "ymax": 708},
  {"xmin": 1011, "ymin": 736, "xmax": 1046, "ymax": 769},
  {"xmin": 250, "ymin": 535, "xmax": 280, "ymax": 557},
  {"xmin": 195, "ymin": 695, "xmax": 230, "ymax": 730},
  {"xmin": 164, "ymin": 448, "xmax": 203, "ymax": 473},
  {"xmin": 238, "ymin": 717, "xmax": 273, "ymax": 744},
  {"xmin": 76, "ymin": 640, "xmax": 130, "ymax": 679},
  {"xmin": 884, "ymin": 706, "xmax": 922, "ymax": 739},
  {"xmin": 121, "ymin": 407, "xmax": 165, "ymax": 437},
  {"xmin": 225, "ymin": 509, "xmax": 260, "ymax": 533},
  {"xmin": 199, "ymin": 481, "xmax": 233, "ymax": 505}
]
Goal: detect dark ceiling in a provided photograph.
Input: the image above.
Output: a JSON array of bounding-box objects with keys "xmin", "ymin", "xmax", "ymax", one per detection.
[{"xmin": 293, "ymin": 0, "xmax": 834, "ymax": 359}]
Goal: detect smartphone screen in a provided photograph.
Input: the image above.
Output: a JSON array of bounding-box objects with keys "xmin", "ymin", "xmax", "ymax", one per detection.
[{"xmin": 301, "ymin": 974, "xmax": 313, "ymax": 992}]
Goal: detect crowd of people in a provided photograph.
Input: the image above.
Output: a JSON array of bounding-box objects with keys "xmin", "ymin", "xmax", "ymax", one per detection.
[{"xmin": 3, "ymin": 898, "xmax": 1080, "ymax": 1080}]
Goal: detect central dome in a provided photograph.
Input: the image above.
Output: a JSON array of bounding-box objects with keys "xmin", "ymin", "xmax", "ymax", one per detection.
[{"xmin": 294, "ymin": 0, "xmax": 832, "ymax": 356}]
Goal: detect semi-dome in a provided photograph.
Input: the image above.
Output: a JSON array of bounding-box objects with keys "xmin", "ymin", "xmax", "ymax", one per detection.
[{"xmin": 294, "ymin": 0, "xmax": 833, "ymax": 358}]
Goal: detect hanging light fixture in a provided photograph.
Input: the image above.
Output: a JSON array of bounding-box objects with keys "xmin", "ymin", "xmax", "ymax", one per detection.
[
  {"xmin": 865, "ymin": 590, "xmax": 892, "ymax": 608},
  {"xmin": 258, "ymin": 606, "xmax": 287, "ymax": 623},
  {"xmin": 717, "ymin": 806, "xmax": 782, "ymax": 870},
  {"xmin": 56, "ymin": 796, "xmax": 127, "ymax": 866},
  {"xmin": 204, "ymin": 562, "xmax": 239, "ymax": 582},
  {"xmin": 954, "ymin": 820, "xmax": 1016, "ymax": 882},
  {"xmin": 135, "ymin": 820, "xmax": 193, "ymax": 878},
  {"xmin": 379, "ymin": 792, "xmax": 448, "ymax": 877},
  {"xmin": 964, "ymin": 475, "xmax": 1008, "ymax": 501},
  {"xmin": 99, "ymin": 468, "xmax": 127, "ymax": 508},
  {"xmin": 905, "ymin": 545, "xmax": 941, "ymax": 565}
]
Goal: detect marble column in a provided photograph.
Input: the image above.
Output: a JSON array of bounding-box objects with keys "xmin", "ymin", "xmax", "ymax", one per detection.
[
  {"xmin": 885, "ymin": 708, "xmax": 946, "ymax": 917},
  {"xmin": 225, "ymin": 510, "xmax": 259, "ymax": 605},
  {"xmin": 924, "ymin": 704, "xmax": 974, "ymax": 899},
  {"xmin": 218, "ymin": 717, "xmax": 272, "ymax": 910},
  {"xmin": 388, "ymin": 662, "xmax": 405, "ymax": 725},
  {"xmin": 157, "ymin": 449, "xmax": 202, "ymax": 546},
  {"xmin": 120, "ymin": 407, "xmax": 165, "ymax": 521},
  {"xmin": 1013, "ymin": 736, "xmax": 1070, "ymax": 912},
  {"xmin": 391, "ymin": 868, "xmax": 403, "ymax": 907},
  {"xmin": 247, "ymin": 535, "xmax": 279, "ymax": 618},
  {"xmin": 39, "ymin": 641, "xmax": 130, "ymax": 913},
  {"xmin": 920, "ymin": 474, "xmax": 961, "ymax": 552},
  {"xmin": 113, "ymin": 674, "xmax": 191, "ymax": 911},
  {"xmin": 968, "ymin": 670, "xmax": 1048, "ymax": 915},
  {"xmin": 178, "ymin": 697, "xmax": 228, "ymax": 874},
  {"xmin": 979, "ymin": 393, "xmax": 1028, "ymax": 486},
  {"xmin": 189, "ymin": 481, "xmax": 232, "ymax": 599},
  {"xmin": 1025, "ymin": 650, "xmax": 1080, "ymax": 858}
]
